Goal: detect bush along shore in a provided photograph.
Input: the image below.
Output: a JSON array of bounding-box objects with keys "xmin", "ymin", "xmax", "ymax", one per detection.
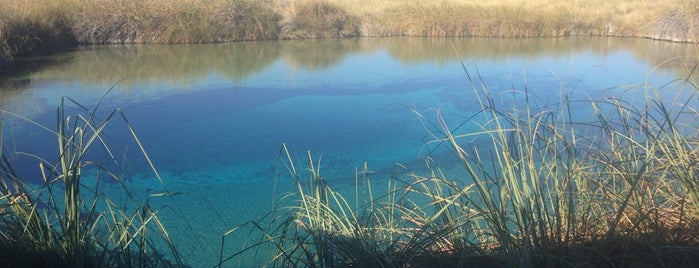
[{"xmin": 1, "ymin": 0, "xmax": 699, "ymax": 65}]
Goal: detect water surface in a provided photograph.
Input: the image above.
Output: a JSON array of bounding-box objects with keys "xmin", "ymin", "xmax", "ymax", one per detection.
[{"xmin": 1, "ymin": 37, "xmax": 697, "ymax": 265}]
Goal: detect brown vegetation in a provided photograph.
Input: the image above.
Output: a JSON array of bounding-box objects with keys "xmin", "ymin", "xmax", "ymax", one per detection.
[
  {"xmin": 69, "ymin": 0, "xmax": 279, "ymax": 44},
  {"xmin": 0, "ymin": 0, "xmax": 76, "ymax": 64},
  {"xmin": 278, "ymin": 1, "xmax": 361, "ymax": 39},
  {"xmin": 1, "ymin": 0, "xmax": 698, "ymax": 65}
]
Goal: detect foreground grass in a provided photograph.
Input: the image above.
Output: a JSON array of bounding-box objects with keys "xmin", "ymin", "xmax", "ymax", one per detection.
[
  {"xmin": 2, "ymin": 63, "xmax": 699, "ymax": 266},
  {"xmin": 1, "ymin": 0, "xmax": 699, "ymax": 64},
  {"xmin": 219, "ymin": 67, "xmax": 699, "ymax": 267},
  {"xmin": 0, "ymin": 96, "xmax": 185, "ymax": 266}
]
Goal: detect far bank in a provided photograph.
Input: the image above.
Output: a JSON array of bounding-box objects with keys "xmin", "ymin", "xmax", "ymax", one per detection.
[{"xmin": 1, "ymin": 0, "xmax": 697, "ymax": 66}]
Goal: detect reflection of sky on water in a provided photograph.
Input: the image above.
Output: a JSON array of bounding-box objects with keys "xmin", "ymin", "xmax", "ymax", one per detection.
[{"xmin": 3, "ymin": 37, "xmax": 693, "ymax": 117}]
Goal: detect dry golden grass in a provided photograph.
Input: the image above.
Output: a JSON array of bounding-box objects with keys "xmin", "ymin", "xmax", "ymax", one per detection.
[
  {"xmin": 310, "ymin": 0, "xmax": 698, "ymax": 40},
  {"xmin": 276, "ymin": 1, "xmax": 361, "ymax": 39},
  {"xmin": 0, "ymin": 0, "xmax": 697, "ymax": 63},
  {"xmin": 69, "ymin": 0, "xmax": 279, "ymax": 43},
  {"xmin": 0, "ymin": 0, "xmax": 76, "ymax": 62},
  {"xmin": 351, "ymin": 0, "xmax": 691, "ymax": 37}
]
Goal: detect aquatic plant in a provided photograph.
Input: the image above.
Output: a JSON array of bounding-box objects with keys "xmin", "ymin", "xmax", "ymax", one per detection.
[
  {"xmin": 217, "ymin": 145, "xmax": 465, "ymax": 267},
  {"xmin": 220, "ymin": 63, "xmax": 699, "ymax": 267},
  {"xmin": 415, "ymin": 64, "xmax": 699, "ymax": 266},
  {"xmin": 0, "ymin": 94, "xmax": 184, "ymax": 266}
]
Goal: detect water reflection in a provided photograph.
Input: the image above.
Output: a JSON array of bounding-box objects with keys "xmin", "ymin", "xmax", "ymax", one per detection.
[
  {"xmin": 9, "ymin": 37, "xmax": 697, "ymax": 89},
  {"xmin": 381, "ymin": 37, "xmax": 698, "ymax": 81},
  {"xmin": 2, "ymin": 36, "xmax": 696, "ymax": 128},
  {"xmin": 280, "ymin": 38, "xmax": 368, "ymax": 70},
  {"xmin": 30, "ymin": 42, "xmax": 282, "ymax": 86}
]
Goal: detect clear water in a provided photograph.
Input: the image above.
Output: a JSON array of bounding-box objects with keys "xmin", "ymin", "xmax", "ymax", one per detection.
[{"xmin": 1, "ymin": 37, "xmax": 697, "ymax": 265}]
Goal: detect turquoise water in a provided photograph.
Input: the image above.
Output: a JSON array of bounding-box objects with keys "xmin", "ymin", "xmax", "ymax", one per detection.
[{"xmin": 1, "ymin": 37, "xmax": 697, "ymax": 265}]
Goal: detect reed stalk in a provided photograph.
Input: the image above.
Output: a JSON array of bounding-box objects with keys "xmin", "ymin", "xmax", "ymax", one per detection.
[{"xmin": 0, "ymin": 94, "xmax": 184, "ymax": 266}]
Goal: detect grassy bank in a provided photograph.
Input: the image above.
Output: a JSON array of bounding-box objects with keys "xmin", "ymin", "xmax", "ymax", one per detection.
[
  {"xmin": 0, "ymin": 0, "xmax": 76, "ymax": 65},
  {"xmin": 1, "ymin": 0, "xmax": 698, "ymax": 65}
]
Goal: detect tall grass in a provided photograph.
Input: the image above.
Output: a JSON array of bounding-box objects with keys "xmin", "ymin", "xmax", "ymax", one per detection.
[
  {"xmin": 277, "ymin": 1, "xmax": 361, "ymax": 39},
  {"xmin": 423, "ymin": 64, "xmax": 699, "ymax": 266},
  {"xmin": 221, "ymin": 65, "xmax": 699, "ymax": 267},
  {"xmin": 0, "ymin": 94, "xmax": 184, "ymax": 266},
  {"xmin": 0, "ymin": 0, "xmax": 75, "ymax": 64},
  {"xmin": 70, "ymin": 0, "xmax": 279, "ymax": 44},
  {"xmin": 217, "ymin": 145, "xmax": 471, "ymax": 267},
  {"xmin": 1, "ymin": 0, "xmax": 698, "ymax": 64}
]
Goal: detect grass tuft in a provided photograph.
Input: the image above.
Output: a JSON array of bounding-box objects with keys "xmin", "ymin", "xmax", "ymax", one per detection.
[{"xmin": 0, "ymin": 93, "xmax": 184, "ymax": 266}]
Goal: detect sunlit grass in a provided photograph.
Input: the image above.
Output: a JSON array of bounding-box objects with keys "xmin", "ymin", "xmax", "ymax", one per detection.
[{"xmin": 1, "ymin": 0, "xmax": 697, "ymax": 64}]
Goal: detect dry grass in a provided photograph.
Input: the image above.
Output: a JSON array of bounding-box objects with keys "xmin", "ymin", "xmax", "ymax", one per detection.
[
  {"xmin": 276, "ymin": 1, "xmax": 361, "ymax": 39},
  {"xmin": 0, "ymin": 0, "xmax": 76, "ymax": 63},
  {"xmin": 355, "ymin": 0, "xmax": 693, "ymax": 37},
  {"xmin": 70, "ymin": 0, "xmax": 279, "ymax": 44},
  {"xmin": 1, "ymin": 0, "xmax": 697, "ymax": 64}
]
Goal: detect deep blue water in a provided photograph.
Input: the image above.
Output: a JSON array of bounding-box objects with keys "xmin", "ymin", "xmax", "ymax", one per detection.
[{"xmin": 1, "ymin": 37, "xmax": 697, "ymax": 265}]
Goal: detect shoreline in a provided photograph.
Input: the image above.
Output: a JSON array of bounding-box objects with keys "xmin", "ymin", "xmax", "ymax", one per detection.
[
  {"xmin": 0, "ymin": 33, "xmax": 694, "ymax": 68},
  {"xmin": 1, "ymin": 0, "xmax": 697, "ymax": 66}
]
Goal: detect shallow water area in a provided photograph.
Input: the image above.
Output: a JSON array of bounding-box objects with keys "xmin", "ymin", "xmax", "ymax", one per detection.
[{"xmin": 1, "ymin": 37, "xmax": 698, "ymax": 266}]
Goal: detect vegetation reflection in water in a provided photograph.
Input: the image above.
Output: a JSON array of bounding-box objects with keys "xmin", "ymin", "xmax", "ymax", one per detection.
[
  {"xmin": 1, "ymin": 37, "xmax": 699, "ymax": 266},
  {"xmin": 3, "ymin": 37, "xmax": 697, "ymax": 117},
  {"xmin": 6, "ymin": 37, "xmax": 698, "ymax": 87}
]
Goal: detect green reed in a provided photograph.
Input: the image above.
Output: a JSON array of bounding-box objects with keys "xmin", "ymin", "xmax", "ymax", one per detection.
[
  {"xmin": 218, "ymin": 143, "xmax": 470, "ymax": 267},
  {"xmin": 220, "ymin": 64, "xmax": 699, "ymax": 267},
  {"xmin": 0, "ymin": 94, "xmax": 184, "ymax": 266},
  {"xmin": 408, "ymin": 65, "xmax": 699, "ymax": 266}
]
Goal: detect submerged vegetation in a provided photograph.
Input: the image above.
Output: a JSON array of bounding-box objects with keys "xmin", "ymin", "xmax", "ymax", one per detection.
[{"xmin": 1, "ymin": 0, "xmax": 699, "ymax": 64}]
